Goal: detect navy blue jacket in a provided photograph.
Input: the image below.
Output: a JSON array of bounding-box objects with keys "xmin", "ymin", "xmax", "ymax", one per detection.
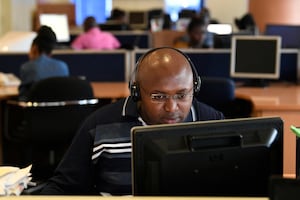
[{"xmin": 40, "ymin": 97, "xmax": 224, "ymax": 195}]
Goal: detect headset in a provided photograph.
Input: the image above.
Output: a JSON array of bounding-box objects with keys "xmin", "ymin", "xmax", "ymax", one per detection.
[{"xmin": 129, "ymin": 47, "xmax": 201, "ymax": 102}]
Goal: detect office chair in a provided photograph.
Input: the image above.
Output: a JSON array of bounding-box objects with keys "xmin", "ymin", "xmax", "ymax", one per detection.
[
  {"xmin": 195, "ymin": 76, "xmax": 253, "ymax": 118},
  {"xmin": 2, "ymin": 76, "xmax": 99, "ymax": 181},
  {"xmin": 269, "ymin": 176, "xmax": 300, "ymax": 200}
]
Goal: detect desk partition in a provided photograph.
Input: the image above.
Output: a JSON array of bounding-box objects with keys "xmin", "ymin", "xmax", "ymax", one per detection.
[
  {"xmin": 53, "ymin": 50, "xmax": 131, "ymax": 82},
  {"xmin": 0, "ymin": 48, "xmax": 298, "ymax": 83},
  {"xmin": 0, "ymin": 50, "xmax": 131, "ymax": 82},
  {"xmin": 265, "ymin": 24, "xmax": 300, "ymax": 48},
  {"xmin": 0, "ymin": 52, "xmax": 28, "ymax": 76},
  {"xmin": 112, "ymin": 31, "xmax": 151, "ymax": 49},
  {"xmin": 70, "ymin": 30, "xmax": 151, "ymax": 49},
  {"xmin": 132, "ymin": 49, "xmax": 299, "ymax": 83}
]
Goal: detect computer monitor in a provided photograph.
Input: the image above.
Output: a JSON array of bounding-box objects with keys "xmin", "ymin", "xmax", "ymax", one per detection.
[
  {"xmin": 265, "ymin": 24, "xmax": 300, "ymax": 49},
  {"xmin": 132, "ymin": 116, "xmax": 283, "ymax": 197},
  {"xmin": 230, "ymin": 35, "xmax": 281, "ymax": 87},
  {"xmin": 128, "ymin": 11, "xmax": 148, "ymax": 30},
  {"xmin": 39, "ymin": 13, "xmax": 70, "ymax": 42},
  {"xmin": 207, "ymin": 24, "xmax": 232, "ymax": 35}
]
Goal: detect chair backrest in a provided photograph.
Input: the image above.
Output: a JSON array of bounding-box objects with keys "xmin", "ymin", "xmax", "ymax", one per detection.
[
  {"xmin": 26, "ymin": 76, "xmax": 94, "ymax": 102},
  {"xmin": 269, "ymin": 177, "xmax": 300, "ymax": 200},
  {"xmin": 195, "ymin": 76, "xmax": 253, "ymax": 118},
  {"xmin": 16, "ymin": 76, "xmax": 97, "ymax": 142},
  {"xmin": 196, "ymin": 76, "xmax": 235, "ymax": 107},
  {"xmin": 3, "ymin": 76, "xmax": 99, "ymax": 180}
]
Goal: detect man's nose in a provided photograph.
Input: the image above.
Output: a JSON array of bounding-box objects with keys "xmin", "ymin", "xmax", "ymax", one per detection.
[{"xmin": 164, "ymin": 98, "xmax": 178, "ymax": 112}]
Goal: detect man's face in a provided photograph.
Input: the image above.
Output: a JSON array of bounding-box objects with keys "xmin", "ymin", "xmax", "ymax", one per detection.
[
  {"xmin": 137, "ymin": 50, "xmax": 194, "ymax": 125},
  {"xmin": 190, "ymin": 26, "xmax": 206, "ymax": 45}
]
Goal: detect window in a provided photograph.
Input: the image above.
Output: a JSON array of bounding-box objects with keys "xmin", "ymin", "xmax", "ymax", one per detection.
[
  {"xmin": 164, "ymin": 0, "xmax": 203, "ymax": 22},
  {"xmin": 71, "ymin": 0, "xmax": 112, "ymax": 25}
]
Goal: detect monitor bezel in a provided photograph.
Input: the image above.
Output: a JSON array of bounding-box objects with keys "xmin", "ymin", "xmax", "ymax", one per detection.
[
  {"xmin": 230, "ymin": 35, "xmax": 281, "ymax": 79},
  {"xmin": 128, "ymin": 11, "xmax": 148, "ymax": 30},
  {"xmin": 131, "ymin": 116, "xmax": 283, "ymax": 196}
]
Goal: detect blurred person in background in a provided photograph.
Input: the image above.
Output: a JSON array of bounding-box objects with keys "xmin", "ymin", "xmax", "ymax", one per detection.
[
  {"xmin": 71, "ymin": 16, "xmax": 121, "ymax": 50},
  {"xmin": 173, "ymin": 16, "xmax": 213, "ymax": 49},
  {"xmin": 19, "ymin": 25, "xmax": 69, "ymax": 100}
]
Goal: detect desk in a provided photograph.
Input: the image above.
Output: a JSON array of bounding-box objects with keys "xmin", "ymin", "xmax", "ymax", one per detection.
[
  {"xmin": 91, "ymin": 82, "xmax": 129, "ymax": 99},
  {"xmin": 0, "ymin": 82, "xmax": 130, "ymax": 101},
  {"xmin": 0, "ymin": 196, "xmax": 269, "ymax": 200},
  {"xmin": 0, "ymin": 86, "xmax": 18, "ymax": 99},
  {"xmin": 235, "ymin": 83, "xmax": 300, "ymax": 177}
]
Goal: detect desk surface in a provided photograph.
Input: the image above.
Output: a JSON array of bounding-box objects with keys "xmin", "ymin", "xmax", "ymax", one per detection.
[
  {"xmin": 235, "ymin": 83, "xmax": 300, "ymax": 111},
  {"xmin": 91, "ymin": 82, "xmax": 129, "ymax": 99},
  {"xmin": 0, "ymin": 86, "xmax": 18, "ymax": 99},
  {"xmin": 0, "ymin": 196, "xmax": 269, "ymax": 200},
  {"xmin": 0, "ymin": 82, "xmax": 130, "ymax": 100},
  {"xmin": 235, "ymin": 83, "xmax": 300, "ymax": 176}
]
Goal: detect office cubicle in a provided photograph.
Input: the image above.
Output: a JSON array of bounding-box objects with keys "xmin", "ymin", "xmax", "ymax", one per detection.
[{"xmin": 131, "ymin": 49, "xmax": 299, "ymax": 83}]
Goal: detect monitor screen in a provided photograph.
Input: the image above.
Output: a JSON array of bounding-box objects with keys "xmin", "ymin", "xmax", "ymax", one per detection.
[
  {"xmin": 39, "ymin": 13, "xmax": 70, "ymax": 42},
  {"xmin": 132, "ymin": 116, "xmax": 283, "ymax": 197},
  {"xmin": 230, "ymin": 36, "xmax": 281, "ymax": 87},
  {"xmin": 265, "ymin": 24, "xmax": 300, "ymax": 49}
]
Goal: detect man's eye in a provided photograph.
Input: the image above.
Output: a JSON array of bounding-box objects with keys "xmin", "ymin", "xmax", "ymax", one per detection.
[
  {"xmin": 176, "ymin": 94, "xmax": 186, "ymax": 99},
  {"xmin": 152, "ymin": 94, "xmax": 166, "ymax": 100}
]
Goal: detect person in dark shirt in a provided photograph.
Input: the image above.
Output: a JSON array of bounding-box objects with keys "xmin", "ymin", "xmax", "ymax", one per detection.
[
  {"xmin": 40, "ymin": 47, "xmax": 224, "ymax": 195},
  {"xmin": 18, "ymin": 25, "xmax": 69, "ymax": 100}
]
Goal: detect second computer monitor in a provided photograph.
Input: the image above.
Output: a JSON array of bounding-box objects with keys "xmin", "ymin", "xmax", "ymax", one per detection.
[{"xmin": 230, "ymin": 35, "xmax": 281, "ymax": 87}]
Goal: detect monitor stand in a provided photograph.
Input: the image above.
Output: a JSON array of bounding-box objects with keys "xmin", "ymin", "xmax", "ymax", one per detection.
[{"xmin": 242, "ymin": 79, "xmax": 270, "ymax": 87}]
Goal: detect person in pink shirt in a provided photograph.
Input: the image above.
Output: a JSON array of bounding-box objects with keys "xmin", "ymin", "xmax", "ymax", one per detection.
[{"xmin": 71, "ymin": 16, "xmax": 121, "ymax": 50}]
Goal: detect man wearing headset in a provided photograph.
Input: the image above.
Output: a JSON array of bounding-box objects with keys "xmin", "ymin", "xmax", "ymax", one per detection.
[{"xmin": 40, "ymin": 47, "xmax": 224, "ymax": 195}]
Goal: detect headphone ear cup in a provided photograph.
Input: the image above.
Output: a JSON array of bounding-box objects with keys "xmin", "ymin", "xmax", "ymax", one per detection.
[
  {"xmin": 130, "ymin": 83, "xmax": 140, "ymax": 102},
  {"xmin": 194, "ymin": 76, "xmax": 201, "ymax": 94}
]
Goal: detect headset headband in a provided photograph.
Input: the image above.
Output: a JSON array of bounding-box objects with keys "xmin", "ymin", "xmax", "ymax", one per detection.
[{"xmin": 129, "ymin": 47, "xmax": 201, "ymax": 101}]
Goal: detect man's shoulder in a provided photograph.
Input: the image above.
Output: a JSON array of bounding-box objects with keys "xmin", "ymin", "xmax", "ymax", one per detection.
[
  {"xmin": 20, "ymin": 60, "xmax": 39, "ymax": 71},
  {"xmin": 86, "ymin": 98, "xmax": 135, "ymax": 124},
  {"xmin": 193, "ymin": 100, "xmax": 225, "ymax": 120},
  {"xmin": 46, "ymin": 56, "xmax": 68, "ymax": 67}
]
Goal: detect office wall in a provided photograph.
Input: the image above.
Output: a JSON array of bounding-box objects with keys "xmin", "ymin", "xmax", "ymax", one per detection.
[
  {"xmin": 205, "ymin": 0, "xmax": 248, "ymax": 32},
  {"xmin": 0, "ymin": 0, "xmax": 36, "ymax": 36},
  {"xmin": 37, "ymin": 0, "xmax": 71, "ymax": 3},
  {"xmin": 1, "ymin": 0, "xmax": 300, "ymax": 37},
  {"xmin": 249, "ymin": 0, "xmax": 300, "ymax": 33},
  {"xmin": 111, "ymin": 0, "xmax": 248, "ymax": 32},
  {"xmin": 0, "ymin": 0, "xmax": 11, "ymax": 36},
  {"xmin": 112, "ymin": 0, "xmax": 164, "ymax": 11}
]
